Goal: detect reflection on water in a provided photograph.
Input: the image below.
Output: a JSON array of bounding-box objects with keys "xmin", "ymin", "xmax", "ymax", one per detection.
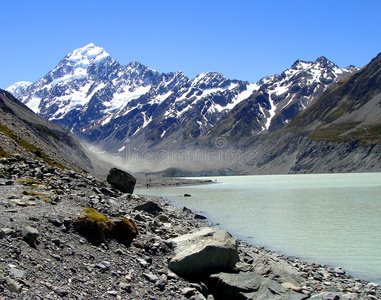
[{"xmin": 136, "ymin": 173, "xmax": 381, "ymax": 284}]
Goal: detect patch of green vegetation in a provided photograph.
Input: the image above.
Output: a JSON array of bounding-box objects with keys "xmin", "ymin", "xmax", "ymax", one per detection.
[
  {"xmin": 308, "ymin": 122, "xmax": 381, "ymax": 145},
  {"xmin": 347, "ymin": 124, "xmax": 381, "ymax": 145},
  {"xmin": 17, "ymin": 178, "xmax": 50, "ymax": 193},
  {"xmin": 32, "ymin": 124, "xmax": 63, "ymax": 141},
  {"xmin": 21, "ymin": 190, "xmax": 52, "ymax": 202},
  {"xmin": 0, "ymin": 122, "xmax": 66, "ymax": 169},
  {"xmin": 84, "ymin": 208, "xmax": 110, "ymax": 225},
  {"xmin": 17, "ymin": 178, "xmax": 43, "ymax": 185},
  {"xmin": 308, "ymin": 122, "xmax": 360, "ymax": 142}
]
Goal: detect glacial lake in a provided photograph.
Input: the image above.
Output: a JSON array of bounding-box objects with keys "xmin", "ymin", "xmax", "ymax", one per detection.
[{"xmin": 135, "ymin": 173, "xmax": 381, "ymax": 284}]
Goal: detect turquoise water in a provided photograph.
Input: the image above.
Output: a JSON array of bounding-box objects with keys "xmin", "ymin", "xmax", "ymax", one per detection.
[{"xmin": 135, "ymin": 173, "xmax": 381, "ymax": 284}]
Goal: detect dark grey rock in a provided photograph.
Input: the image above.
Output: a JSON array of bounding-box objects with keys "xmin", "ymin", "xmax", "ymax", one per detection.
[
  {"xmin": 95, "ymin": 263, "xmax": 109, "ymax": 272},
  {"xmin": 137, "ymin": 258, "xmax": 150, "ymax": 268},
  {"xmin": 143, "ymin": 272, "xmax": 159, "ymax": 283},
  {"xmin": 22, "ymin": 226, "xmax": 39, "ymax": 244},
  {"xmin": 106, "ymin": 168, "xmax": 136, "ymax": 193},
  {"xmin": 6, "ymin": 277, "xmax": 22, "ymax": 293},
  {"xmin": 0, "ymin": 227, "xmax": 17, "ymax": 238},
  {"xmin": 155, "ymin": 277, "xmax": 167, "ymax": 290},
  {"xmin": 134, "ymin": 201, "xmax": 163, "ymax": 215},
  {"xmin": 209, "ymin": 271, "xmax": 306, "ymax": 300},
  {"xmin": 194, "ymin": 213, "xmax": 207, "ymax": 220},
  {"xmin": 119, "ymin": 282, "xmax": 131, "ymax": 292}
]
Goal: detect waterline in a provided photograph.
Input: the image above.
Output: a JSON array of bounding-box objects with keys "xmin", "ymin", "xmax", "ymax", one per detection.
[{"xmin": 136, "ymin": 172, "xmax": 381, "ymax": 284}]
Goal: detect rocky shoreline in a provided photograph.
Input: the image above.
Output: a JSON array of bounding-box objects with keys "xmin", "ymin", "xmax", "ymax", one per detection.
[{"xmin": 0, "ymin": 155, "xmax": 380, "ymax": 299}]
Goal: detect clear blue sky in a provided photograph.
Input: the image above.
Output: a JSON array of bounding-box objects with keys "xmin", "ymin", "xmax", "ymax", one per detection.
[{"xmin": 1, "ymin": 0, "xmax": 380, "ymax": 89}]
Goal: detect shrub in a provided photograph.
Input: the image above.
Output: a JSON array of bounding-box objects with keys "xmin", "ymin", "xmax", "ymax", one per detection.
[
  {"xmin": 74, "ymin": 208, "xmax": 138, "ymax": 245},
  {"xmin": 112, "ymin": 217, "xmax": 139, "ymax": 242}
]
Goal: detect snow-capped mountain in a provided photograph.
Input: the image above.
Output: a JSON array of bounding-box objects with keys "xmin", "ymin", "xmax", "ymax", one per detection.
[
  {"xmin": 10, "ymin": 43, "xmax": 357, "ymax": 154},
  {"xmin": 6, "ymin": 81, "xmax": 32, "ymax": 99},
  {"xmin": 205, "ymin": 57, "xmax": 358, "ymax": 140}
]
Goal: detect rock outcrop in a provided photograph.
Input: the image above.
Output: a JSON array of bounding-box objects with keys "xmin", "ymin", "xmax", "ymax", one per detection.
[{"xmin": 209, "ymin": 271, "xmax": 306, "ymax": 300}]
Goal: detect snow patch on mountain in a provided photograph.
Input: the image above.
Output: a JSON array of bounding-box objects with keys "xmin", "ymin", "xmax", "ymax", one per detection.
[
  {"xmin": 12, "ymin": 43, "xmax": 358, "ymax": 154},
  {"xmin": 6, "ymin": 81, "xmax": 32, "ymax": 99}
]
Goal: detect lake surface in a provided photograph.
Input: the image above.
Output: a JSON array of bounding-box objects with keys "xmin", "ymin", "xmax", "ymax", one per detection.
[{"xmin": 135, "ymin": 173, "xmax": 381, "ymax": 284}]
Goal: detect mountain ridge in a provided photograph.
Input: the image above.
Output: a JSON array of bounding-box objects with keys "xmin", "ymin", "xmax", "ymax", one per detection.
[{"xmin": 7, "ymin": 44, "xmax": 358, "ymax": 160}]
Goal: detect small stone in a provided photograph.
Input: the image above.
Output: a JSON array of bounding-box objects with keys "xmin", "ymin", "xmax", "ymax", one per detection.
[
  {"xmin": 143, "ymin": 272, "xmax": 159, "ymax": 283},
  {"xmin": 12, "ymin": 200, "xmax": 29, "ymax": 207},
  {"xmin": 194, "ymin": 213, "xmax": 207, "ymax": 220},
  {"xmin": 10, "ymin": 268, "xmax": 26, "ymax": 279},
  {"xmin": 137, "ymin": 258, "xmax": 149, "ymax": 267},
  {"xmin": 1, "ymin": 228, "xmax": 16, "ymax": 238},
  {"xmin": 334, "ymin": 267, "xmax": 345, "ymax": 275},
  {"xmin": 182, "ymin": 287, "xmax": 197, "ymax": 297},
  {"xmin": 22, "ymin": 226, "xmax": 39, "ymax": 244},
  {"xmin": 119, "ymin": 282, "xmax": 131, "ymax": 292},
  {"xmin": 52, "ymin": 239, "xmax": 61, "ymax": 247},
  {"xmin": 49, "ymin": 218, "xmax": 63, "ymax": 227},
  {"xmin": 115, "ymin": 248, "xmax": 125, "ymax": 255},
  {"xmin": 157, "ymin": 214, "xmax": 169, "ymax": 222},
  {"xmin": 282, "ymin": 282, "xmax": 303, "ymax": 292},
  {"xmin": 155, "ymin": 275, "xmax": 167, "ymax": 290},
  {"xmin": 96, "ymin": 263, "xmax": 109, "ymax": 272},
  {"xmin": 167, "ymin": 270, "xmax": 178, "ymax": 279},
  {"xmin": 107, "ymin": 290, "xmax": 118, "ymax": 296},
  {"xmin": 54, "ymin": 287, "xmax": 69, "ymax": 297},
  {"xmin": 6, "ymin": 277, "xmax": 22, "ymax": 293}
]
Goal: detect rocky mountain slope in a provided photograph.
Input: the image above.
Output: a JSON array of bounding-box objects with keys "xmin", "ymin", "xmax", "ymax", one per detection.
[
  {"xmin": 9, "ymin": 44, "xmax": 357, "ymax": 156},
  {"xmin": 235, "ymin": 52, "xmax": 381, "ymax": 174},
  {"xmin": 0, "ymin": 89, "xmax": 93, "ymax": 172}
]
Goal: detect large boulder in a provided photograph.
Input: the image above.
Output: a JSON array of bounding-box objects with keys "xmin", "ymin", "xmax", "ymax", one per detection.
[
  {"xmin": 209, "ymin": 271, "xmax": 306, "ymax": 300},
  {"xmin": 168, "ymin": 227, "xmax": 239, "ymax": 278},
  {"xmin": 106, "ymin": 168, "xmax": 136, "ymax": 193}
]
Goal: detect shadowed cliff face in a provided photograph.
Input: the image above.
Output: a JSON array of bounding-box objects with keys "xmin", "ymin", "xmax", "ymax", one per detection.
[{"xmin": 0, "ymin": 89, "xmax": 93, "ymax": 172}]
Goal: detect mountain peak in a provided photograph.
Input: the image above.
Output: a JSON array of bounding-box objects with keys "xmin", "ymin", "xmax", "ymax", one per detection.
[
  {"xmin": 314, "ymin": 56, "xmax": 337, "ymax": 68},
  {"xmin": 126, "ymin": 61, "xmax": 146, "ymax": 69},
  {"xmin": 65, "ymin": 43, "xmax": 110, "ymax": 64},
  {"xmin": 316, "ymin": 56, "xmax": 329, "ymax": 63}
]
